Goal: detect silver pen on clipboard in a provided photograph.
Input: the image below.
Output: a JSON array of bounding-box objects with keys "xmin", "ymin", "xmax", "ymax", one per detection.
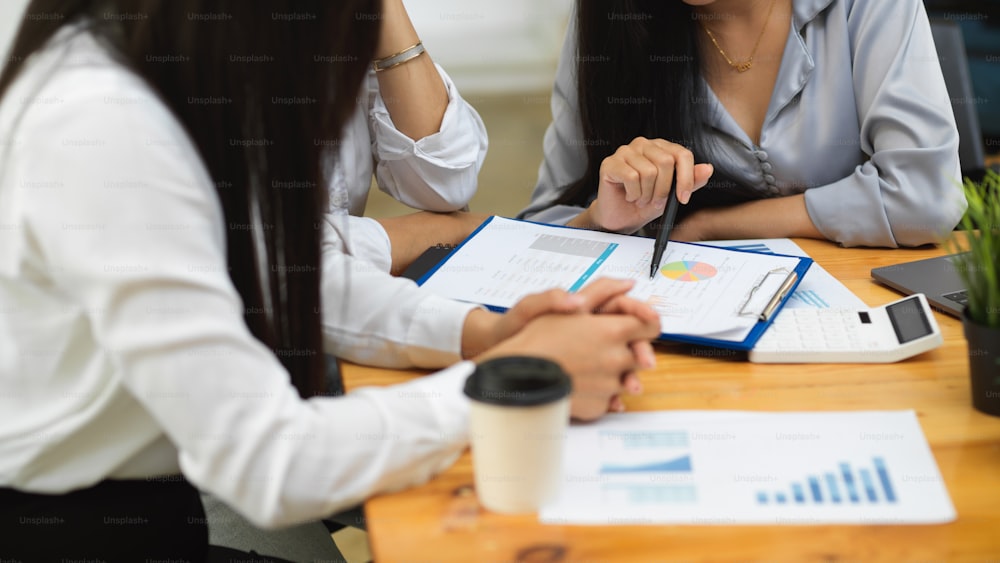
[{"xmin": 758, "ymin": 271, "xmax": 798, "ymax": 321}]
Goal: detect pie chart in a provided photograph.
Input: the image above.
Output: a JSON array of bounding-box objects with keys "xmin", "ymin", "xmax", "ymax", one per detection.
[{"xmin": 659, "ymin": 261, "xmax": 717, "ymax": 282}]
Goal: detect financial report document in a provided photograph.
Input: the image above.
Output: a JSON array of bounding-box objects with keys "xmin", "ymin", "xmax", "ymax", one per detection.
[
  {"xmin": 541, "ymin": 410, "xmax": 955, "ymax": 525},
  {"xmin": 418, "ymin": 217, "xmax": 807, "ymax": 344},
  {"xmin": 706, "ymin": 238, "xmax": 867, "ymax": 310}
]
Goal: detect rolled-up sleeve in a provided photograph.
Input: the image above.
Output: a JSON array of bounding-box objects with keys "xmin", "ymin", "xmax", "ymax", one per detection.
[
  {"xmin": 804, "ymin": 0, "xmax": 966, "ymax": 247},
  {"xmin": 368, "ymin": 64, "xmax": 488, "ymax": 212}
]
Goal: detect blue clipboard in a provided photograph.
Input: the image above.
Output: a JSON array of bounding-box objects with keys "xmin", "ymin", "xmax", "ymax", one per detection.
[
  {"xmin": 414, "ymin": 216, "xmax": 813, "ymax": 351},
  {"xmin": 655, "ymin": 245, "xmax": 811, "ymax": 351}
]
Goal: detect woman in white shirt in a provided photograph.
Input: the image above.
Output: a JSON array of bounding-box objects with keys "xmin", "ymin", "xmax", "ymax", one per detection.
[
  {"xmin": 319, "ymin": 0, "xmax": 500, "ymax": 369},
  {"xmin": 0, "ymin": 1, "xmax": 660, "ymax": 560},
  {"xmin": 317, "ymin": 0, "xmax": 602, "ymax": 385}
]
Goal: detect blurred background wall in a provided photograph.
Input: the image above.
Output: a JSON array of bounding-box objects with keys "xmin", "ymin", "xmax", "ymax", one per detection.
[
  {"xmin": 369, "ymin": 0, "xmax": 573, "ymax": 218},
  {"xmin": 405, "ymin": 0, "xmax": 571, "ymax": 94},
  {"xmin": 0, "ymin": 0, "xmax": 30, "ymax": 61}
]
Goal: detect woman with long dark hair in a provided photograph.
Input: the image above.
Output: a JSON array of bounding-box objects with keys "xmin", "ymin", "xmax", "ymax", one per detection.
[
  {"xmin": 0, "ymin": 1, "xmax": 659, "ymax": 559},
  {"xmin": 520, "ymin": 0, "xmax": 967, "ymax": 248}
]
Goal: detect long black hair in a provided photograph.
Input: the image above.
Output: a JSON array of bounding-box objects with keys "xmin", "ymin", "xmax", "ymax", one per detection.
[
  {"xmin": 556, "ymin": 1, "xmax": 745, "ymax": 212},
  {"xmin": 0, "ymin": 0, "xmax": 380, "ymax": 397}
]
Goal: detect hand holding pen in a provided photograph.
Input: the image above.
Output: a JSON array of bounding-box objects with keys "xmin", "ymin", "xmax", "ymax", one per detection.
[{"xmin": 566, "ymin": 137, "xmax": 713, "ymax": 236}]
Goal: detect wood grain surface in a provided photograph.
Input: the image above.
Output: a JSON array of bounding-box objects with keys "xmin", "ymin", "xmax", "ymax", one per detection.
[{"xmin": 343, "ymin": 235, "xmax": 1000, "ymax": 563}]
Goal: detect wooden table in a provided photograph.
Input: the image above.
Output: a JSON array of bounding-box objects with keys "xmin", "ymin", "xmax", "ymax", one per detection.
[{"xmin": 343, "ymin": 237, "xmax": 1000, "ymax": 562}]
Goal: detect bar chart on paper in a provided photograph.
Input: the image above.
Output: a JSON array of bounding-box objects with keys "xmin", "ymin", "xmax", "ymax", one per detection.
[
  {"xmin": 541, "ymin": 411, "xmax": 956, "ymax": 525},
  {"xmin": 754, "ymin": 457, "xmax": 897, "ymax": 506}
]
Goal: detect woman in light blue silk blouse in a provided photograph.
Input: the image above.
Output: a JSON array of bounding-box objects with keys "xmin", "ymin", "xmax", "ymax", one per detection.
[{"xmin": 519, "ymin": 0, "xmax": 967, "ymax": 248}]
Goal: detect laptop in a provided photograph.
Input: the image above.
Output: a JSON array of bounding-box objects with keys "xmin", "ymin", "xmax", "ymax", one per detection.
[{"xmin": 871, "ymin": 254, "xmax": 969, "ymax": 318}]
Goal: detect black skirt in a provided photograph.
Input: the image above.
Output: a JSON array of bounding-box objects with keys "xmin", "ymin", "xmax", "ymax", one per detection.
[{"xmin": 0, "ymin": 475, "xmax": 209, "ymax": 562}]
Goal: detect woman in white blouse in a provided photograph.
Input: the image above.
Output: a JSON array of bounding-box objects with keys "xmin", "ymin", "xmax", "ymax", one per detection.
[
  {"xmin": 0, "ymin": 1, "xmax": 659, "ymax": 560},
  {"xmin": 316, "ymin": 0, "xmax": 495, "ymax": 370},
  {"xmin": 318, "ymin": 0, "xmax": 595, "ymax": 388}
]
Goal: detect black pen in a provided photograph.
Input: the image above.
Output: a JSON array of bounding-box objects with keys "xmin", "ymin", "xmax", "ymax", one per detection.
[{"xmin": 648, "ymin": 178, "xmax": 681, "ymax": 279}]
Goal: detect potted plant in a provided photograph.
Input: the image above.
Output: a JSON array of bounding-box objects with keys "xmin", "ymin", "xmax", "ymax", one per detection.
[{"xmin": 948, "ymin": 169, "xmax": 1000, "ymax": 416}]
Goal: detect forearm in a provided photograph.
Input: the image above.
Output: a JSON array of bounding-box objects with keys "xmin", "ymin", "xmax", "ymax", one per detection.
[
  {"xmin": 566, "ymin": 206, "xmax": 635, "ymax": 234},
  {"xmin": 374, "ymin": 211, "xmax": 488, "ymax": 275},
  {"xmin": 566, "ymin": 207, "xmax": 601, "ymax": 230},
  {"xmin": 374, "ymin": 0, "xmax": 448, "ymax": 139},
  {"xmin": 461, "ymin": 308, "xmax": 503, "ymax": 359},
  {"xmin": 683, "ymin": 194, "xmax": 826, "ymax": 241}
]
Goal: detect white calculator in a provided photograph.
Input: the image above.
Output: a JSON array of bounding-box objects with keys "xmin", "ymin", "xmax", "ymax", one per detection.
[{"xmin": 749, "ymin": 294, "xmax": 943, "ymax": 363}]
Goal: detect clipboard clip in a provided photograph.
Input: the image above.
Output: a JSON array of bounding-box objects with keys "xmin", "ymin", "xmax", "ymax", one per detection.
[{"xmin": 737, "ymin": 268, "xmax": 798, "ymax": 322}]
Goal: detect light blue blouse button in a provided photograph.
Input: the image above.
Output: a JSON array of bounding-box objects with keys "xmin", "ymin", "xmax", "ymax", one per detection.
[
  {"xmin": 768, "ymin": 186, "xmax": 780, "ymax": 195},
  {"xmin": 755, "ymin": 150, "xmax": 768, "ymax": 161},
  {"xmin": 764, "ymin": 174, "xmax": 776, "ymax": 184},
  {"xmin": 761, "ymin": 162, "xmax": 773, "ymax": 172}
]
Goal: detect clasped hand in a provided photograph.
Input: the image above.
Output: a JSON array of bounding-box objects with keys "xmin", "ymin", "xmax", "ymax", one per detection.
[{"xmin": 474, "ymin": 278, "xmax": 660, "ymax": 421}]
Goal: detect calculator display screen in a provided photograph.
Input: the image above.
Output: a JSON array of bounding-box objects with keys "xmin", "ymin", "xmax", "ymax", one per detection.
[{"xmin": 886, "ymin": 297, "xmax": 933, "ymax": 343}]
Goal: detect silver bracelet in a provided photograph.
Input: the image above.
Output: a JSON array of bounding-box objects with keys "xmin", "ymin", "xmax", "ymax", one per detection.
[{"xmin": 372, "ymin": 42, "xmax": 426, "ymax": 72}]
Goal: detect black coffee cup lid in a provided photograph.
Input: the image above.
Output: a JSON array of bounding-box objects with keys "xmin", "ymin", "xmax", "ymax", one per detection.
[{"xmin": 464, "ymin": 356, "xmax": 572, "ymax": 406}]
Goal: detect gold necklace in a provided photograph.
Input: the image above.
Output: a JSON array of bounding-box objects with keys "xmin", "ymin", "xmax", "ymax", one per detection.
[{"xmin": 699, "ymin": 0, "xmax": 778, "ymax": 73}]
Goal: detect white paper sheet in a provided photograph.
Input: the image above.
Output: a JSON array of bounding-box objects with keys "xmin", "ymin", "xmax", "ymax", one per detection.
[
  {"xmin": 706, "ymin": 239, "xmax": 867, "ymax": 310},
  {"xmin": 541, "ymin": 410, "xmax": 955, "ymax": 525}
]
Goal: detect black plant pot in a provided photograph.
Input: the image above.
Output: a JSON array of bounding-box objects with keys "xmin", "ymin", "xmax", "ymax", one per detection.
[{"xmin": 963, "ymin": 308, "xmax": 1000, "ymax": 417}]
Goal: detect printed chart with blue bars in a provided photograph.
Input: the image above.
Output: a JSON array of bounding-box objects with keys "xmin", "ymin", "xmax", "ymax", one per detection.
[
  {"xmin": 541, "ymin": 411, "xmax": 955, "ymax": 525},
  {"xmin": 755, "ymin": 457, "xmax": 897, "ymax": 506}
]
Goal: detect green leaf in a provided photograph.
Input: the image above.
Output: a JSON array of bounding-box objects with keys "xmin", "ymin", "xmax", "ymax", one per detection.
[{"xmin": 947, "ymin": 170, "xmax": 1000, "ymax": 329}]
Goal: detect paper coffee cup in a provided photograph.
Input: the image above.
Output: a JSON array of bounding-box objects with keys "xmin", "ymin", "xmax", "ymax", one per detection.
[{"xmin": 463, "ymin": 357, "xmax": 572, "ymax": 514}]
